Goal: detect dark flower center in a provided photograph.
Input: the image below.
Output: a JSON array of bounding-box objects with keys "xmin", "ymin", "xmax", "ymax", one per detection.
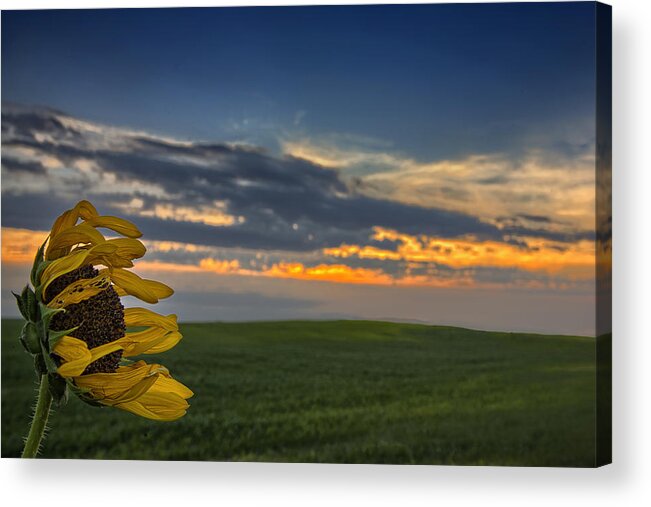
[{"xmin": 45, "ymin": 265, "xmax": 125, "ymax": 374}]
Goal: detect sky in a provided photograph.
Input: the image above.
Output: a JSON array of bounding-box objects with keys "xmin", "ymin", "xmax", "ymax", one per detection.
[{"xmin": 1, "ymin": 3, "xmax": 600, "ymax": 335}]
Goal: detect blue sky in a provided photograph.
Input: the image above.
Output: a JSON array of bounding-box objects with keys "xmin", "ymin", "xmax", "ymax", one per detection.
[
  {"xmin": 1, "ymin": 4, "xmax": 600, "ymax": 334},
  {"xmin": 2, "ymin": 4, "xmax": 596, "ymax": 159}
]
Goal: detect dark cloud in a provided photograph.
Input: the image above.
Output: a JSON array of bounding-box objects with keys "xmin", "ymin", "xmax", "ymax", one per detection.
[
  {"xmin": 476, "ymin": 175, "xmax": 509, "ymax": 185},
  {"xmin": 2, "ymin": 103, "xmax": 84, "ymax": 145},
  {"xmin": 0, "ymin": 156, "xmax": 47, "ymax": 175},
  {"xmin": 500, "ymin": 224, "xmax": 594, "ymax": 243},
  {"xmin": 1, "ymin": 103, "xmax": 589, "ymax": 251},
  {"xmin": 492, "ymin": 213, "xmax": 594, "ymax": 245},
  {"xmin": 1, "ymin": 193, "xmax": 74, "ymax": 230},
  {"xmin": 515, "ymin": 213, "xmax": 552, "ymax": 223}
]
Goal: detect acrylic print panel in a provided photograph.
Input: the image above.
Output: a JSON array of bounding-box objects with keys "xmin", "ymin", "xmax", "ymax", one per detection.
[{"xmin": 1, "ymin": 2, "xmax": 611, "ymax": 466}]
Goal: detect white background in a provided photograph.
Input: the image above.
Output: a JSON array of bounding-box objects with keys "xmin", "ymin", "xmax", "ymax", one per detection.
[{"xmin": 1, "ymin": 0, "xmax": 649, "ymax": 505}]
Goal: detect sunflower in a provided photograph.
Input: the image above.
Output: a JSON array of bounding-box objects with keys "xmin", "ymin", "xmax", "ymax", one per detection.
[{"xmin": 15, "ymin": 200, "xmax": 192, "ymax": 457}]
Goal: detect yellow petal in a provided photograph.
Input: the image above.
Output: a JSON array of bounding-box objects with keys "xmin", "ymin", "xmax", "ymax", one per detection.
[
  {"xmin": 110, "ymin": 268, "xmax": 173, "ymax": 304},
  {"xmin": 143, "ymin": 279, "xmax": 174, "ymax": 299},
  {"xmin": 75, "ymin": 200, "xmax": 99, "ymax": 220},
  {"xmin": 113, "ymin": 285, "xmax": 127, "ymax": 297},
  {"xmin": 115, "ymin": 392, "xmax": 190, "ymax": 421},
  {"xmin": 84, "ymin": 238, "xmax": 145, "ymax": 270},
  {"xmin": 48, "ymin": 200, "xmax": 99, "ymax": 239},
  {"xmin": 118, "ymin": 327, "xmax": 168, "ymax": 355},
  {"xmin": 118, "ymin": 328, "xmax": 182, "ymax": 357},
  {"xmin": 49, "ymin": 209, "xmax": 80, "ymax": 238},
  {"xmin": 40, "ymin": 242, "xmax": 118, "ymax": 296},
  {"xmin": 53, "ymin": 336, "xmax": 124, "ymax": 378},
  {"xmin": 46, "ymin": 270, "xmax": 112, "ymax": 309},
  {"xmin": 84, "ymin": 216, "xmax": 142, "ymax": 238},
  {"xmin": 114, "ymin": 374, "xmax": 193, "ymax": 421},
  {"xmin": 46, "ymin": 224, "xmax": 106, "ymax": 260},
  {"xmin": 95, "ymin": 253, "xmax": 134, "ymax": 269},
  {"xmin": 113, "ymin": 281, "xmax": 173, "ymax": 301},
  {"xmin": 74, "ymin": 360, "xmax": 165, "ymax": 405},
  {"xmin": 106, "ymin": 238, "xmax": 146, "ymax": 261},
  {"xmin": 53, "ymin": 336, "xmax": 92, "ymax": 377},
  {"xmin": 40, "ymin": 250, "xmax": 90, "ymax": 296},
  {"xmin": 88, "ymin": 340, "xmax": 124, "ymax": 362},
  {"xmin": 110, "ymin": 268, "xmax": 158, "ymax": 303},
  {"xmin": 151, "ymin": 373, "xmax": 194, "ymax": 399},
  {"xmin": 90, "ymin": 373, "xmax": 159, "ymax": 406},
  {"xmin": 124, "ymin": 308, "xmax": 178, "ymax": 331},
  {"xmin": 144, "ymin": 331, "xmax": 182, "ymax": 355}
]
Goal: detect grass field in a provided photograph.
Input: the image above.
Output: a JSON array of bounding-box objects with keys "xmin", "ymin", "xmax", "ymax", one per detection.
[{"xmin": 1, "ymin": 318, "xmax": 598, "ymax": 465}]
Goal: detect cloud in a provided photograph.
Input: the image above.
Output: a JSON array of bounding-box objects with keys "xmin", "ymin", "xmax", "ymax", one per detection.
[
  {"xmin": 3, "ymin": 226, "xmax": 595, "ymax": 293},
  {"xmin": 0, "ymin": 155, "xmax": 48, "ymax": 175},
  {"xmin": 324, "ymin": 227, "xmax": 595, "ymax": 280},
  {"xmin": 1, "ymin": 223, "xmax": 596, "ymax": 334},
  {"xmin": 283, "ymin": 137, "xmax": 597, "ymax": 234},
  {"xmin": 2, "ymin": 103, "xmax": 531, "ymax": 253},
  {"xmin": 1, "ymin": 103, "xmax": 597, "ymax": 295}
]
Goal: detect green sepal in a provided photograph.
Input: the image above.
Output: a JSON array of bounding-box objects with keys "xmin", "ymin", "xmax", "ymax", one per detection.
[
  {"xmin": 23, "ymin": 286, "xmax": 39, "ymax": 322},
  {"xmin": 30, "ymin": 240, "xmax": 47, "ymax": 288},
  {"xmin": 67, "ymin": 380, "xmax": 91, "ymax": 394},
  {"xmin": 39, "ymin": 338, "xmax": 60, "ymax": 375},
  {"xmin": 19, "ymin": 321, "xmax": 41, "ymax": 355},
  {"xmin": 14, "ymin": 286, "xmax": 40, "ymax": 323},
  {"xmin": 42, "ymin": 354, "xmax": 60, "ymax": 375},
  {"xmin": 14, "ymin": 285, "xmax": 40, "ymax": 323},
  {"xmin": 38, "ymin": 303, "xmax": 65, "ymax": 333},
  {"xmin": 48, "ymin": 373, "xmax": 68, "ymax": 407},
  {"xmin": 67, "ymin": 382, "xmax": 104, "ymax": 408},
  {"xmin": 13, "ymin": 290, "xmax": 29, "ymax": 321},
  {"xmin": 33, "ymin": 261, "xmax": 53, "ymax": 298},
  {"xmin": 33, "ymin": 354, "xmax": 47, "ymax": 378},
  {"xmin": 47, "ymin": 325, "xmax": 79, "ymax": 350}
]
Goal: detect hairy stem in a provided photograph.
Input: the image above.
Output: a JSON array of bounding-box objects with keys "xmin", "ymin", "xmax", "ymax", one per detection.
[{"xmin": 21, "ymin": 374, "xmax": 52, "ymax": 458}]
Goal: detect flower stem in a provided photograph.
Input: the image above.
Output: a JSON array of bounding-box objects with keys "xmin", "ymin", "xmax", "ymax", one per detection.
[{"xmin": 21, "ymin": 374, "xmax": 52, "ymax": 458}]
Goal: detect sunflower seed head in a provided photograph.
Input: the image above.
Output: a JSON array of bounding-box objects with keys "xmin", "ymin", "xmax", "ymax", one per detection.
[{"xmin": 45, "ymin": 265, "xmax": 126, "ymax": 374}]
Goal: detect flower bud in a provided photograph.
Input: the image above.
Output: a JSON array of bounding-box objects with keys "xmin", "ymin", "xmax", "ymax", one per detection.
[{"xmin": 20, "ymin": 321, "xmax": 41, "ymax": 355}]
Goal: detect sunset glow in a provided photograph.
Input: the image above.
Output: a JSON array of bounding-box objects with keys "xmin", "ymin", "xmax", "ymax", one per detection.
[
  {"xmin": 325, "ymin": 227, "xmax": 596, "ymax": 279},
  {"xmin": 2, "ymin": 226, "xmax": 596, "ymax": 290},
  {"xmin": 2, "ymin": 4, "xmax": 602, "ymax": 334}
]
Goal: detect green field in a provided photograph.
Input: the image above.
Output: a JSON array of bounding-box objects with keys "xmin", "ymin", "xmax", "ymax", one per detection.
[{"xmin": 1, "ymin": 319, "xmax": 598, "ymax": 465}]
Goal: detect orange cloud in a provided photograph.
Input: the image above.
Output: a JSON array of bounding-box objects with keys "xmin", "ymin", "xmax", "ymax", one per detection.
[
  {"xmin": 324, "ymin": 227, "xmax": 596, "ymax": 280},
  {"xmin": 134, "ymin": 256, "xmax": 396, "ymax": 286},
  {"xmin": 2, "ymin": 226, "xmax": 595, "ymax": 290},
  {"xmin": 1, "ymin": 228, "xmax": 48, "ymax": 264},
  {"xmin": 113, "ymin": 198, "xmax": 244, "ymax": 227},
  {"xmin": 199, "ymin": 258, "xmax": 243, "ymax": 274},
  {"xmin": 265, "ymin": 262, "xmax": 392, "ymax": 285},
  {"xmin": 130, "ymin": 261, "xmax": 205, "ymax": 273}
]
